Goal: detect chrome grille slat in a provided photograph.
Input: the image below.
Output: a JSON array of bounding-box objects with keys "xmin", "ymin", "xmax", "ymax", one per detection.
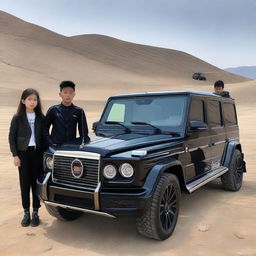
[
  {"xmin": 53, "ymin": 177, "xmax": 97, "ymax": 183},
  {"xmin": 52, "ymin": 152, "xmax": 100, "ymax": 189},
  {"xmin": 54, "ymin": 165, "xmax": 98, "ymax": 170},
  {"xmin": 53, "ymin": 173, "xmax": 97, "ymax": 179},
  {"xmin": 52, "ymin": 179, "xmax": 96, "ymax": 187},
  {"xmin": 53, "ymin": 168, "xmax": 98, "ymax": 174},
  {"xmin": 53, "ymin": 177, "xmax": 97, "ymax": 184}
]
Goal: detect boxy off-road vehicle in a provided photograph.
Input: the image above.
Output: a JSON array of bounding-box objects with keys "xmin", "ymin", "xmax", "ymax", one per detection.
[
  {"xmin": 38, "ymin": 90, "xmax": 246, "ymax": 240},
  {"xmin": 192, "ymin": 72, "xmax": 206, "ymax": 80}
]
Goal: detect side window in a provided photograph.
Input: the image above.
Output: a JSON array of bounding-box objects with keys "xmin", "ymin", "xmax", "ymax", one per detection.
[
  {"xmin": 189, "ymin": 99, "xmax": 205, "ymax": 122},
  {"xmin": 207, "ymin": 100, "xmax": 222, "ymax": 127},
  {"xmin": 223, "ymin": 103, "xmax": 237, "ymax": 126}
]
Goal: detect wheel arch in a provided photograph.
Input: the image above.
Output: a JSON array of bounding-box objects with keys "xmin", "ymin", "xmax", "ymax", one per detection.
[
  {"xmin": 223, "ymin": 141, "xmax": 246, "ymax": 171},
  {"xmin": 143, "ymin": 158, "xmax": 188, "ymax": 196},
  {"xmin": 162, "ymin": 165, "xmax": 187, "ymax": 193}
]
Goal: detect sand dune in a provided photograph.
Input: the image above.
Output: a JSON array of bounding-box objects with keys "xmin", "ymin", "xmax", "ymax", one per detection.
[{"xmin": 0, "ymin": 11, "xmax": 249, "ymax": 101}]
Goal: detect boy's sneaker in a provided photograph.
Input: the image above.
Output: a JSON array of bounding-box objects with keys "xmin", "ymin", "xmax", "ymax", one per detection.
[
  {"xmin": 21, "ymin": 210, "xmax": 30, "ymax": 227},
  {"xmin": 31, "ymin": 211, "xmax": 40, "ymax": 227}
]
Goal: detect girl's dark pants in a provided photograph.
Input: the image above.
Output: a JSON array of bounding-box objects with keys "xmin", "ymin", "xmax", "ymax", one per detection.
[{"xmin": 18, "ymin": 146, "xmax": 43, "ymax": 210}]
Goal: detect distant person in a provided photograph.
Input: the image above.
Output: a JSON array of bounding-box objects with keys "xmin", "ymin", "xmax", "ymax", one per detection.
[
  {"xmin": 9, "ymin": 88, "xmax": 49, "ymax": 227},
  {"xmin": 214, "ymin": 80, "xmax": 230, "ymax": 98},
  {"xmin": 46, "ymin": 80, "xmax": 90, "ymax": 146}
]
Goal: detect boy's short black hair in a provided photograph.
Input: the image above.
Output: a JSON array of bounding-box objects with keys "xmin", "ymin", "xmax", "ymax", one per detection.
[
  {"xmin": 59, "ymin": 81, "xmax": 76, "ymax": 91},
  {"xmin": 214, "ymin": 80, "xmax": 224, "ymax": 88}
]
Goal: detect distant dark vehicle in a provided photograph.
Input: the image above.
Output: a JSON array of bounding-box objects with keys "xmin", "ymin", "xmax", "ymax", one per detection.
[{"xmin": 192, "ymin": 72, "xmax": 206, "ymax": 80}]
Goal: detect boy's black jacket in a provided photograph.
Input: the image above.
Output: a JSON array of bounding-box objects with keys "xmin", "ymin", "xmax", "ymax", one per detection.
[
  {"xmin": 9, "ymin": 114, "xmax": 50, "ymax": 156},
  {"xmin": 45, "ymin": 103, "xmax": 90, "ymax": 146}
]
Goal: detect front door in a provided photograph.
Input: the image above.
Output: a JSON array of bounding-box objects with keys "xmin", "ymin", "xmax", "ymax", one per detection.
[{"xmin": 182, "ymin": 97, "xmax": 211, "ymax": 182}]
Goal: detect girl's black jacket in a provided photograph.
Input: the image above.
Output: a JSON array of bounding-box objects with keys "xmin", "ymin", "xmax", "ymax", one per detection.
[{"xmin": 9, "ymin": 114, "xmax": 50, "ymax": 157}]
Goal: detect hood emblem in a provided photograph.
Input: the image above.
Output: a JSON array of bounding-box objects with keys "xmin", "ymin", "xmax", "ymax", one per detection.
[{"xmin": 71, "ymin": 159, "xmax": 84, "ymax": 178}]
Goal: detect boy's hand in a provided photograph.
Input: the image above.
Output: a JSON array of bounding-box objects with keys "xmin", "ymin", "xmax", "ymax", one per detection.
[{"xmin": 13, "ymin": 156, "xmax": 21, "ymax": 167}]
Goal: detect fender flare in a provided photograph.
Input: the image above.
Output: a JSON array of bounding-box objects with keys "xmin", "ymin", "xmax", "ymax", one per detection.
[
  {"xmin": 222, "ymin": 140, "xmax": 243, "ymax": 168},
  {"xmin": 143, "ymin": 158, "xmax": 187, "ymax": 197}
]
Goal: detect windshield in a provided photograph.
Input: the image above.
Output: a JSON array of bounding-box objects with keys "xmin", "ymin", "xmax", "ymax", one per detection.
[{"xmin": 100, "ymin": 95, "xmax": 188, "ymax": 133}]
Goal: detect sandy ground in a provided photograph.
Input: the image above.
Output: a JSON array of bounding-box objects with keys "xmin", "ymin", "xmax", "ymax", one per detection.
[{"xmin": 0, "ymin": 81, "xmax": 256, "ymax": 256}]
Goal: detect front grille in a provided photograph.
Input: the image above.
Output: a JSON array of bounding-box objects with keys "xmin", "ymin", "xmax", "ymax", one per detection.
[{"xmin": 52, "ymin": 153, "xmax": 100, "ymax": 190}]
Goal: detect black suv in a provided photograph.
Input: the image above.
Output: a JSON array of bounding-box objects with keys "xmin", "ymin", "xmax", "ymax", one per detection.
[
  {"xmin": 192, "ymin": 72, "xmax": 206, "ymax": 80},
  {"xmin": 38, "ymin": 91, "xmax": 246, "ymax": 240}
]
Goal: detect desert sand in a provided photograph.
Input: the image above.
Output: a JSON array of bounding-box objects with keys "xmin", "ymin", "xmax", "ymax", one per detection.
[
  {"xmin": 1, "ymin": 81, "xmax": 256, "ymax": 256},
  {"xmin": 0, "ymin": 11, "xmax": 256, "ymax": 256}
]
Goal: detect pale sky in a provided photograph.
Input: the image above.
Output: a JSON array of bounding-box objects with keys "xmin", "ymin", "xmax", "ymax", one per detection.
[{"xmin": 0, "ymin": 0, "xmax": 255, "ymax": 69}]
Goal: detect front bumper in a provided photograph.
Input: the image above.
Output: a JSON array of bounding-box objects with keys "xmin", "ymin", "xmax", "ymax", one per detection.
[{"xmin": 37, "ymin": 173, "xmax": 150, "ymax": 217}]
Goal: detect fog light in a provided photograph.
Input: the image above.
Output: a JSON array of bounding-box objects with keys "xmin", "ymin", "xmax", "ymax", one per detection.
[
  {"xmin": 103, "ymin": 164, "xmax": 117, "ymax": 179},
  {"xmin": 45, "ymin": 156, "xmax": 53, "ymax": 170},
  {"xmin": 119, "ymin": 163, "xmax": 134, "ymax": 178}
]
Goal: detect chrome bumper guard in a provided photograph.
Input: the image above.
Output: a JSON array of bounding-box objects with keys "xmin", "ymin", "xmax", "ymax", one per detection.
[
  {"xmin": 40, "ymin": 173, "xmax": 115, "ymax": 218},
  {"xmin": 44, "ymin": 201, "xmax": 115, "ymax": 218}
]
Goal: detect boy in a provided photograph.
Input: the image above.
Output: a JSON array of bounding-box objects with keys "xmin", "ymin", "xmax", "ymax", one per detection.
[
  {"xmin": 46, "ymin": 81, "xmax": 90, "ymax": 146},
  {"xmin": 213, "ymin": 80, "xmax": 230, "ymax": 98}
]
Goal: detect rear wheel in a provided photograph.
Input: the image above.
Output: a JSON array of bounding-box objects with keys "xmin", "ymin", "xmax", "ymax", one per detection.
[
  {"xmin": 136, "ymin": 173, "xmax": 181, "ymax": 240},
  {"xmin": 45, "ymin": 204, "xmax": 83, "ymax": 221},
  {"xmin": 221, "ymin": 149, "xmax": 244, "ymax": 191}
]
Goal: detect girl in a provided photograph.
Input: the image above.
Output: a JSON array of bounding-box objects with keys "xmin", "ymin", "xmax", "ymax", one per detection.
[{"xmin": 9, "ymin": 88, "xmax": 49, "ymax": 227}]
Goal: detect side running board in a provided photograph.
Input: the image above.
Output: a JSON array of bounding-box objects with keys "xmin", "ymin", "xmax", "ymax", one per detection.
[{"xmin": 186, "ymin": 167, "xmax": 228, "ymax": 193}]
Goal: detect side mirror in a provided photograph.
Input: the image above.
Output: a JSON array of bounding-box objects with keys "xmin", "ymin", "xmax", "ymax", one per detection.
[
  {"xmin": 92, "ymin": 121, "xmax": 99, "ymax": 132},
  {"xmin": 189, "ymin": 121, "xmax": 208, "ymax": 131}
]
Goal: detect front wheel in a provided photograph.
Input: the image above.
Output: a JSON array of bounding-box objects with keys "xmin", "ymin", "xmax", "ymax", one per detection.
[
  {"xmin": 136, "ymin": 173, "xmax": 181, "ymax": 240},
  {"xmin": 221, "ymin": 149, "xmax": 244, "ymax": 191}
]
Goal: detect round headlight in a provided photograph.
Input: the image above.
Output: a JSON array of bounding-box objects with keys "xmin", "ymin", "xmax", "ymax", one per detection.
[
  {"xmin": 45, "ymin": 156, "xmax": 53, "ymax": 170},
  {"xmin": 119, "ymin": 163, "xmax": 134, "ymax": 178},
  {"xmin": 103, "ymin": 164, "xmax": 117, "ymax": 179}
]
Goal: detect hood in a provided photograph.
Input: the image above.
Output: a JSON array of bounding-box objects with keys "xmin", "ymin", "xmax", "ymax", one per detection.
[{"xmin": 53, "ymin": 133, "xmax": 183, "ymax": 157}]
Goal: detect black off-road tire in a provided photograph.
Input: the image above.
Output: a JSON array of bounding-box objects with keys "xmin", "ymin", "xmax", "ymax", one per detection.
[
  {"xmin": 221, "ymin": 149, "xmax": 244, "ymax": 191},
  {"xmin": 45, "ymin": 204, "xmax": 83, "ymax": 221},
  {"xmin": 136, "ymin": 173, "xmax": 181, "ymax": 240}
]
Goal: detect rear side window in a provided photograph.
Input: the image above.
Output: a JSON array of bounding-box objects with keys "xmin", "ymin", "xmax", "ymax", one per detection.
[
  {"xmin": 189, "ymin": 99, "xmax": 205, "ymax": 122},
  {"xmin": 207, "ymin": 100, "xmax": 222, "ymax": 127},
  {"xmin": 223, "ymin": 103, "xmax": 237, "ymax": 126}
]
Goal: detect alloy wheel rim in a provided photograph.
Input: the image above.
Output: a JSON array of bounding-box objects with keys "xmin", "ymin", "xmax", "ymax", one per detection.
[
  {"xmin": 160, "ymin": 184, "xmax": 177, "ymax": 231},
  {"xmin": 235, "ymin": 157, "xmax": 243, "ymax": 185}
]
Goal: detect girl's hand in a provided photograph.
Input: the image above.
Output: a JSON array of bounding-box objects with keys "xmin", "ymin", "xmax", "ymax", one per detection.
[{"xmin": 13, "ymin": 156, "xmax": 21, "ymax": 167}]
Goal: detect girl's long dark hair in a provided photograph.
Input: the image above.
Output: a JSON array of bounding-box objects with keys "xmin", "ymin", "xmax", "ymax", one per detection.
[{"xmin": 17, "ymin": 88, "xmax": 43, "ymax": 118}]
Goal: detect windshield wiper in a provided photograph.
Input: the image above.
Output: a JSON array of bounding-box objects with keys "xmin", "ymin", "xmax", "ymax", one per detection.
[
  {"xmin": 105, "ymin": 121, "xmax": 131, "ymax": 133},
  {"xmin": 131, "ymin": 122, "xmax": 180, "ymax": 136},
  {"xmin": 131, "ymin": 121, "xmax": 161, "ymax": 134}
]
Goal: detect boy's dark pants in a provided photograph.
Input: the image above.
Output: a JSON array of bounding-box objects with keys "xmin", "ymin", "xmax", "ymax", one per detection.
[{"xmin": 18, "ymin": 147, "xmax": 43, "ymax": 210}]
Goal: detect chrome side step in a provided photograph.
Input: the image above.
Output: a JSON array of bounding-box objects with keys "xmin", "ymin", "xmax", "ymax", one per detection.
[
  {"xmin": 186, "ymin": 167, "xmax": 228, "ymax": 193},
  {"xmin": 44, "ymin": 201, "xmax": 116, "ymax": 218}
]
